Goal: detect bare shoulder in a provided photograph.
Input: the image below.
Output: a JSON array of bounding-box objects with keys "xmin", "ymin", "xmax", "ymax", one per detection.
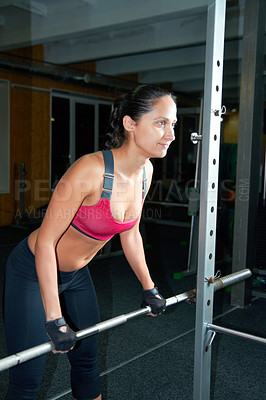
[
  {"xmin": 64, "ymin": 151, "xmax": 104, "ymax": 181},
  {"xmin": 53, "ymin": 151, "xmax": 105, "ymax": 201}
]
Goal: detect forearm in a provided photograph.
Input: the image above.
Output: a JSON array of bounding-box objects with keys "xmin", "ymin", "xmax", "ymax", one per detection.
[
  {"xmin": 34, "ymin": 240, "xmax": 76, "ymax": 352},
  {"xmin": 35, "ymin": 242, "xmax": 62, "ymax": 321},
  {"xmin": 120, "ymin": 230, "xmax": 154, "ymax": 290}
]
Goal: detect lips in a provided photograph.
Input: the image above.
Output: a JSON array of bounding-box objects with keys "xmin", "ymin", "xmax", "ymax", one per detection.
[{"xmin": 158, "ymin": 143, "xmax": 169, "ymax": 149}]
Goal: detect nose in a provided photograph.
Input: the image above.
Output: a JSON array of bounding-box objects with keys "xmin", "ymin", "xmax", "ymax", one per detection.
[{"xmin": 165, "ymin": 125, "xmax": 175, "ymax": 142}]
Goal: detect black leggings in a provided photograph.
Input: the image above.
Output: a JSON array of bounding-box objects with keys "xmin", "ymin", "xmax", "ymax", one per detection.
[{"xmin": 4, "ymin": 237, "xmax": 101, "ymax": 400}]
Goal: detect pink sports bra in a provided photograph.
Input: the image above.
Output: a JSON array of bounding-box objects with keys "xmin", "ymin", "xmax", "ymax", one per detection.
[{"xmin": 70, "ymin": 150, "xmax": 147, "ymax": 241}]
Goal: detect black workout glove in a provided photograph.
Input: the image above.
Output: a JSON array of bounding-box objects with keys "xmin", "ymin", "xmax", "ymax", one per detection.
[
  {"xmin": 141, "ymin": 287, "xmax": 166, "ymax": 315},
  {"xmin": 45, "ymin": 317, "xmax": 76, "ymax": 351}
]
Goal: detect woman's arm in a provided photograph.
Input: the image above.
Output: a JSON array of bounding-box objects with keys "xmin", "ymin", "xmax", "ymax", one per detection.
[
  {"xmin": 119, "ymin": 159, "xmax": 154, "ymax": 289},
  {"xmin": 35, "ymin": 153, "xmax": 103, "ymax": 322},
  {"xmin": 120, "ymin": 222, "xmax": 166, "ymax": 316},
  {"xmin": 119, "ymin": 222, "xmax": 154, "ymax": 290},
  {"xmin": 120, "ymin": 160, "xmax": 166, "ymax": 316}
]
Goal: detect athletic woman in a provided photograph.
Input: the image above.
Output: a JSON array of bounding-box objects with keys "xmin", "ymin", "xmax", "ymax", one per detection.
[{"xmin": 4, "ymin": 85, "xmax": 177, "ymax": 399}]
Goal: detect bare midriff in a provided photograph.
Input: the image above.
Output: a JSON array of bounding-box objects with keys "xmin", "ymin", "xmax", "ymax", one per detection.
[{"xmin": 28, "ymin": 225, "xmax": 108, "ymax": 272}]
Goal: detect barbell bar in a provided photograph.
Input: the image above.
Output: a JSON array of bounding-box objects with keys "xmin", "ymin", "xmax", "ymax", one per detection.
[{"xmin": 0, "ymin": 268, "xmax": 252, "ymax": 373}]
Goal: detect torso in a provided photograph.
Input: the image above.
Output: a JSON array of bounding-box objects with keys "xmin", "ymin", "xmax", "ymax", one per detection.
[{"xmin": 28, "ymin": 150, "xmax": 147, "ymax": 271}]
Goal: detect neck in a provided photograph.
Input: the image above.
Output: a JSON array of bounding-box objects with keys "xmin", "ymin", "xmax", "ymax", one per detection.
[{"xmin": 111, "ymin": 144, "xmax": 148, "ymax": 177}]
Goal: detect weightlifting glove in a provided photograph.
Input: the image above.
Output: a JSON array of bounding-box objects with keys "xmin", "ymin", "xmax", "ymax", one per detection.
[
  {"xmin": 45, "ymin": 317, "xmax": 76, "ymax": 351},
  {"xmin": 141, "ymin": 287, "xmax": 166, "ymax": 315}
]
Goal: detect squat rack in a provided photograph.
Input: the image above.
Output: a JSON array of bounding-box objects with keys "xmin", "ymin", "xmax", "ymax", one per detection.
[
  {"xmin": 1, "ymin": 2, "xmax": 266, "ymax": 399},
  {"xmin": 193, "ymin": 0, "xmax": 265, "ymax": 399},
  {"xmin": 193, "ymin": 1, "xmax": 226, "ymax": 399}
]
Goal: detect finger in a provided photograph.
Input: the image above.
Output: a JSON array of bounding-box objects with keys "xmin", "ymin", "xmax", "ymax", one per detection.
[{"xmin": 52, "ymin": 349, "xmax": 70, "ymax": 354}]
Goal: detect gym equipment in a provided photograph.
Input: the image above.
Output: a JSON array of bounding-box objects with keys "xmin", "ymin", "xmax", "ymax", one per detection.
[
  {"xmin": 193, "ymin": 1, "xmax": 226, "ymax": 399},
  {"xmin": 0, "ymin": 268, "xmax": 256, "ymax": 373}
]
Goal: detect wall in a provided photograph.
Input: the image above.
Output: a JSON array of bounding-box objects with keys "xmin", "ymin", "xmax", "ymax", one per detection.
[{"xmin": 0, "ymin": 45, "xmax": 114, "ymax": 226}]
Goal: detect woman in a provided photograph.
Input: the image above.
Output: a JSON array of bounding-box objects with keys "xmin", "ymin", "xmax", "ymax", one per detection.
[{"xmin": 4, "ymin": 85, "xmax": 177, "ymax": 400}]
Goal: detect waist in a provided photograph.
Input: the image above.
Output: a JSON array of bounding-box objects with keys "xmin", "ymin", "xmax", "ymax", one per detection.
[{"xmin": 8, "ymin": 237, "xmax": 86, "ymax": 279}]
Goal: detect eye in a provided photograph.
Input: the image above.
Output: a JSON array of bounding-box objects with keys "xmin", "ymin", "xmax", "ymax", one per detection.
[
  {"xmin": 157, "ymin": 120, "xmax": 166, "ymax": 127},
  {"xmin": 172, "ymin": 122, "xmax": 177, "ymax": 129}
]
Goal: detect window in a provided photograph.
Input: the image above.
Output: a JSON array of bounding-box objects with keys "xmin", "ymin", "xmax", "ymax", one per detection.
[
  {"xmin": 51, "ymin": 97, "xmax": 70, "ymax": 188},
  {"xmin": 50, "ymin": 92, "xmax": 112, "ymax": 188},
  {"xmin": 75, "ymin": 102, "xmax": 95, "ymax": 160}
]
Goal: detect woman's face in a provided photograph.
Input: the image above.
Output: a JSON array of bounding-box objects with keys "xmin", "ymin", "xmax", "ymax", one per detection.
[{"xmin": 128, "ymin": 95, "xmax": 177, "ymax": 158}]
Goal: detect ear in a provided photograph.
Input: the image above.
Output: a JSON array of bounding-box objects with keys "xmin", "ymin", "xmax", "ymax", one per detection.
[{"xmin": 123, "ymin": 115, "xmax": 136, "ymax": 132}]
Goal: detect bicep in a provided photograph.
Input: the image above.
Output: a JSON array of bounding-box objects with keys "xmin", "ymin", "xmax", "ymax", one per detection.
[{"xmin": 120, "ymin": 218, "xmax": 142, "ymax": 247}]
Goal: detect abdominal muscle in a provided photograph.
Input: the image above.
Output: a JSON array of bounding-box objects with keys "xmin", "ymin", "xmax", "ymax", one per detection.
[{"xmin": 28, "ymin": 225, "xmax": 109, "ymax": 272}]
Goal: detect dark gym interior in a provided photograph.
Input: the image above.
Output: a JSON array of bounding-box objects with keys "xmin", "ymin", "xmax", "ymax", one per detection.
[{"xmin": 0, "ymin": 1, "xmax": 265, "ymax": 399}]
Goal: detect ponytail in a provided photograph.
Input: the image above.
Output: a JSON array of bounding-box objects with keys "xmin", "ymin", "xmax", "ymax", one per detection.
[{"xmin": 103, "ymin": 95, "xmax": 126, "ymax": 150}]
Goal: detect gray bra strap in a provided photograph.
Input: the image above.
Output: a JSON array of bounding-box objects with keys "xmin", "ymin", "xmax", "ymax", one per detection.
[
  {"xmin": 142, "ymin": 166, "xmax": 147, "ymax": 198},
  {"xmin": 101, "ymin": 150, "xmax": 114, "ymax": 200},
  {"xmin": 101, "ymin": 150, "xmax": 147, "ymax": 200}
]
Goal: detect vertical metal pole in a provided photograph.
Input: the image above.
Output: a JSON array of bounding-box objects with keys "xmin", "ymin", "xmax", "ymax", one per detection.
[
  {"xmin": 187, "ymin": 98, "xmax": 203, "ymax": 272},
  {"xmin": 193, "ymin": 1, "xmax": 226, "ymax": 400},
  {"xmin": 231, "ymin": 0, "xmax": 265, "ymax": 307}
]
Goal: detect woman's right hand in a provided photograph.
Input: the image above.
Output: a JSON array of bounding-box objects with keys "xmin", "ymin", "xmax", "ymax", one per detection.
[
  {"xmin": 141, "ymin": 286, "xmax": 166, "ymax": 316},
  {"xmin": 45, "ymin": 317, "xmax": 76, "ymax": 353}
]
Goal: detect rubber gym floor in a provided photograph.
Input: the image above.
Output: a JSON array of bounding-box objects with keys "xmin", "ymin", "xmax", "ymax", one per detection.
[{"xmin": 0, "ymin": 223, "xmax": 265, "ymax": 400}]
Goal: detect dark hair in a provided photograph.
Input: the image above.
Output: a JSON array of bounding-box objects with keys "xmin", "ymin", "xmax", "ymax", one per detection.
[{"xmin": 103, "ymin": 85, "xmax": 175, "ymax": 150}]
